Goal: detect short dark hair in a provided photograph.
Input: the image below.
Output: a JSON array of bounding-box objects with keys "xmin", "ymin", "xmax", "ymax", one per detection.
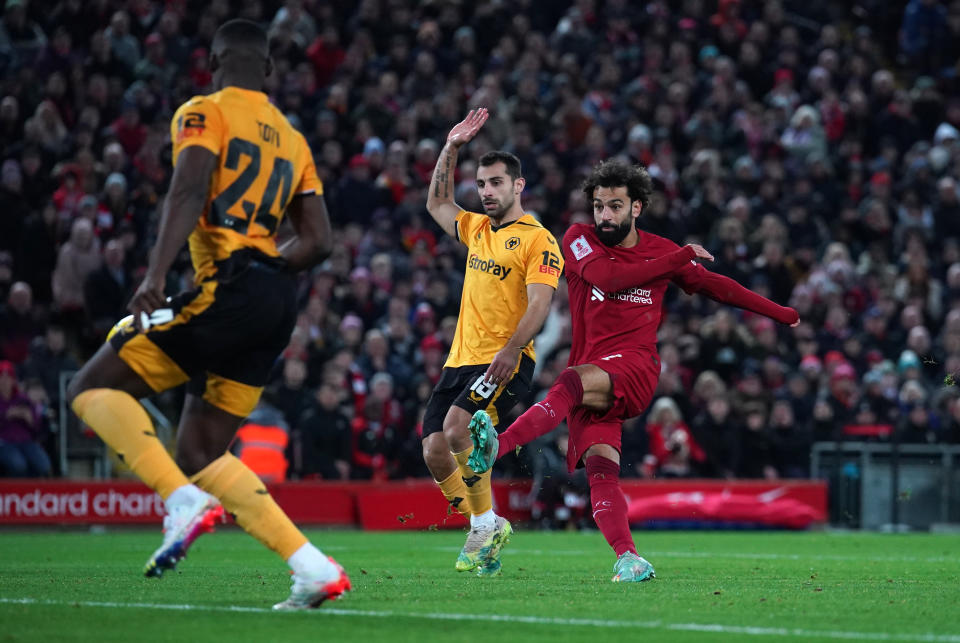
[
  {"xmin": 478, "ymin": 151, "xmax": 522, "ymax": 181},
  {"xmin": 213, "ymin": 19, "xmax": 268, "ymax": 57},
  {"xmin": 581, "ymin": 159, "xmax": 653, "ymax": 211}
]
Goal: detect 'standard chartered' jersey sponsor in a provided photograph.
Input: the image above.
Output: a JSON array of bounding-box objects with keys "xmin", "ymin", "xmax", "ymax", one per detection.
[
  {"xmin": 468, "ymin": 253, "xmax": 513, "ymax": 280},
  {"xmin": 594, "ymin": 285, "xmax": 654, "ymax": 305}
]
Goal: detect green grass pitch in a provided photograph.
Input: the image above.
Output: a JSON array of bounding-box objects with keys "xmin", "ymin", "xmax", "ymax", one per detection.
[{"xmin": 2, "ymin": 528, "xmax": 959, "ymax": 642}]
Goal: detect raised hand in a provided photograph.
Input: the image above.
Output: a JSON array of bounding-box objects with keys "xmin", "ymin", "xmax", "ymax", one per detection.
[
  {"xmin": 686, "ymin": 243, "xmax": 715, "ymax": 262},
  {"xmin": 446, "ymin": 108, "xmax": 489, "ymax": 148}
]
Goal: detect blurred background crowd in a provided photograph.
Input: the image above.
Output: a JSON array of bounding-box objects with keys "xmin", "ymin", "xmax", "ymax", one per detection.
[{"xmin": 1, "ymin": 0, "xmax": 959, "ymax": 494}]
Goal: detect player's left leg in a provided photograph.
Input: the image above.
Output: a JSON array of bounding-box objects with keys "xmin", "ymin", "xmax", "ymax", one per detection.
[
  {"xmin": 583, "ymin": 445, "xmax": 653, "ymax": 581},
  {"xmin": 177, "ymin": 386, "xmax": 349, "ymax": 609},
  {"xmin": 446, "ymin": 357, "xmax": 533, "ymax": 575},
  {"xmin": 445, "ymin": 405, "xmax": 510, "ymax": 573}
]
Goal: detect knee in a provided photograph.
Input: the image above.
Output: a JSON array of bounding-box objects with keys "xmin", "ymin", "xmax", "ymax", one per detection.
[
  {"xmin": 421, "ymin": 433, "xmax": 447, "ymax": 469},
  {"xmin": 441, "ymin": 415, "xmax": 467, "ymax": 442}
]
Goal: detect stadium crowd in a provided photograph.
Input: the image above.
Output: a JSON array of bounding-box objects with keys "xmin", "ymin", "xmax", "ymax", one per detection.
[{"xmin": 1, "ymin": 0, "xmax": 960, "ymax": 487}]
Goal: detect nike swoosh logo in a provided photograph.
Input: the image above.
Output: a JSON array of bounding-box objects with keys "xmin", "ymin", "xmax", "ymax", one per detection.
[{"xmin": 592, "ymin": 509, "xmax": 610, "ymax": 519}]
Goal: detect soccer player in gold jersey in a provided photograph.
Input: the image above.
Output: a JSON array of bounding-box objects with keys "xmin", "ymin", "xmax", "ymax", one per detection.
[
  {"xmin": 66, "ymin": 19, "xmax": 349, "ymax": 609},
  {"xmin": 422, "ymin": 109, "xmax": 562, "ymax": 575}
]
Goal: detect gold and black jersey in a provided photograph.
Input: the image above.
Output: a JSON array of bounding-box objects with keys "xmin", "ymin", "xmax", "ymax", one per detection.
[
  {"xmin": 446, "ymin": 210, "xmax": 563, "ymax": 368},
  {"xmin": 170, "ymin": 87, "xmax": 322, "ymax": 282}
]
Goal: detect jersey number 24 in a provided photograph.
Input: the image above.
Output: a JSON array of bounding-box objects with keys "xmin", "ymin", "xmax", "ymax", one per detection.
[{"xmin": 208, "ymin": 136, "xmax": 293, "ymax": 235}]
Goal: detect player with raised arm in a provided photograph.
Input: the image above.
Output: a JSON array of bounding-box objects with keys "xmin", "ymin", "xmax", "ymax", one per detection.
[
  {"xmin": 422, "ymin": 108, "xmax": 561, "ymax": 575},
  {"xmin": 66, "ymin": 19, "xmax": 349, "ymax": 609},
  {"xmin": 468, "ymin": 160, "xmax": 800, "ymax": 581}
]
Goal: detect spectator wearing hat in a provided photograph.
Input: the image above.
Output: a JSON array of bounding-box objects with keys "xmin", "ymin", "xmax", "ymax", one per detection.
[
  {"xmin": 336, "ymin": 314, "xmax": 365, "ymax": 353},
  {"xmin": 0, "ymin": 360, "xmax": 51, "ymax": 477},
  {"xmin": 341, "ymin": 266, "xmax": 379, "ymax": 329},
  {"xmin": 898, "ymin": 349, "xmax": 924, "ymax": 383},
  {"xmin": 819, "ymin": 361, "xmax": 860, "ymax": 437},
  {"xmin": 418, "ymin": 333, "xmax": 447, "ymax": 386},
  {"xmin": 897, "ymin": 380, "xmax": 937, "ymax": 443}
]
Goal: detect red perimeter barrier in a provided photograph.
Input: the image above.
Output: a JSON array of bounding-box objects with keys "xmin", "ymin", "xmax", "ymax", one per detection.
[{"xmin": 0, "ymin": 479, "xmax": 826, "ymax": 528}]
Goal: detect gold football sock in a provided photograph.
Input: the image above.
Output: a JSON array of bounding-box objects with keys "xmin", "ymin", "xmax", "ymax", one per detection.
[
  {"xmin": 190, "ymin": 454, "xmax": 307, "ymax": 560},
  {"xmin": 72, "ymin": 389, "xmax": 187, "ymax": 499},
  {"xmin": 452, "ymin": 446, "xmax": 492, "ymax": 516},
  {"xmin": 436, "ymin": 468, "xmax": 471, "ymax": 517}
]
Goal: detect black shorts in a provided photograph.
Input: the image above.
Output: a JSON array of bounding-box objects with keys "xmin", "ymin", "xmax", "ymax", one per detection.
[
  {"xmin": 110, "ymin": 258, "xmax": 297, "ymax": 417},
  {"xmin": 421, "ymin": 353, "xmax": 535, "ymax": 437}
]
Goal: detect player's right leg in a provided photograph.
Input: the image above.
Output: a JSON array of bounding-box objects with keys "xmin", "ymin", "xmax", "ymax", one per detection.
[
  {"xmin": 66, "ymin": 331, "xmax": 221, "ymax": 578},
  {"xmin": 177, "ymin": 388, "xmax": 349, "ymax": 609}
]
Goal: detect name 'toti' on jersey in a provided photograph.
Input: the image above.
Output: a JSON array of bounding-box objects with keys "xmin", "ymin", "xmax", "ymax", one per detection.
[{"xmin": 170, "ymin": 87, "xmax": 322, "ymax": 282}]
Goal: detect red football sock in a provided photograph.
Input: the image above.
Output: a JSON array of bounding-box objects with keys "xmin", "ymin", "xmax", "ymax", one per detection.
[
  {"xmin": 586, "ymin": 455, "xmax": 636, "ymax": 557},
  {"xmin": 497, "ymin": 368, "xmax": 583, "ymax": 458}
]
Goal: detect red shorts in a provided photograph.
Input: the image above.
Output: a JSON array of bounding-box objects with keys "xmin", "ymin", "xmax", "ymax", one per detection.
[{"xmin": 566, "ymin": 349, "xmax": 660, "ymax": 472}]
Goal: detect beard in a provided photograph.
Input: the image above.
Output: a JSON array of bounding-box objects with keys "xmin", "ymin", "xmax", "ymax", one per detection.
[
  {"xmin": 483, "ymin": 194, "xmax": 514, "ymax": 220},
  {"xmin": 595, "ymin": 219, "xmax": 634, "ymax": 246}
]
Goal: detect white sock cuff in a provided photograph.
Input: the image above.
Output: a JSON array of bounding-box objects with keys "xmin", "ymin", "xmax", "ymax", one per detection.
[
  {"xmin": 470, "ymin": 509, "xmax": 496, "ymax": 529},
  {"xmin": 288, "ymin": 543, "xmax": 338, "ymax": 580}
]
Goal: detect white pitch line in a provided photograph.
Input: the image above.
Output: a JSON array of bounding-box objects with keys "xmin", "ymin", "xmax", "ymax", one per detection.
[
  {"xmin": 406, "ymin": 546, "xmax": 956, "ymax": 564},
  {"xmin": 2, "ymin": 597, "xmax": 958, "ymax": 642}
]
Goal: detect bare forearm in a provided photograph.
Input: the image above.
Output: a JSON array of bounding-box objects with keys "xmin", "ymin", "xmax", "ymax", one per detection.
[
  {"xmin": 425, "ymin": 143, "xmax": 460, "ymax": 237},
  {"xmin": 429, "ymin": 143, "xmax": 458, "ymax": 206},
  {"xmin": 505, "ymin": 296, "xmax": 552, "ymax": 351},
  {"xmin": 279, "ymin": 222, "xmax": 332, "ymax": 272},
  {"xmin": 147, "ymin": 190, "xmax": 205, "ymax": 277}
]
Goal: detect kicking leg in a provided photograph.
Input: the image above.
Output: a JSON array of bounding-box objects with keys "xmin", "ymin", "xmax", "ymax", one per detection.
[{"xmin": 469, "ymin": 364, "xmax": 613, "ymax": 472}]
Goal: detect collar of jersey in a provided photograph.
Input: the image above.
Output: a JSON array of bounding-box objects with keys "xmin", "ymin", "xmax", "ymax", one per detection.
[
  {"xmin": 489, "ymin": 214, "xmax": 536, "ymax": 232},
  {"xmin": 222, "ymin": 86, "xmax": 269, "ymax": 101}
]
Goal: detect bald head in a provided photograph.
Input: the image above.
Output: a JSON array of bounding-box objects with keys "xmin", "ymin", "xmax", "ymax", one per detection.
[{"xmin": 211, "ymin": 19, "xmax": 270, "ymax": 89}]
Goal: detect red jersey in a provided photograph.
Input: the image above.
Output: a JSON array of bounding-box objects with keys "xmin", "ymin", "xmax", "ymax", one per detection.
[{"xmin": 562, "ymin": 223, "xmax": 797, "ymax": 366}]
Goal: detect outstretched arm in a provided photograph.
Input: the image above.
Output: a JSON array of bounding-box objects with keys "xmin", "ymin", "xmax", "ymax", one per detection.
[
  {"xmin": 676, "ymin": 265, "xmax": 800, "ymax": 325},
  {"xmin": 128, "ymin": 145, "xmax": 217, "ymax": 327},
  {"xmin": 580, "ymin": 244, "xmax": 713, "ymax": 292},
  {"xmin": 426, "ymin": 108, "xmax": 489, "ymax": 239}
]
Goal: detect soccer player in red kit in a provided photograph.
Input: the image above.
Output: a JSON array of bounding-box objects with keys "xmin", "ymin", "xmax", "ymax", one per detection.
[{"xmin": 467, "ymin": 160, "xmax": 800, "ymax": 582}]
